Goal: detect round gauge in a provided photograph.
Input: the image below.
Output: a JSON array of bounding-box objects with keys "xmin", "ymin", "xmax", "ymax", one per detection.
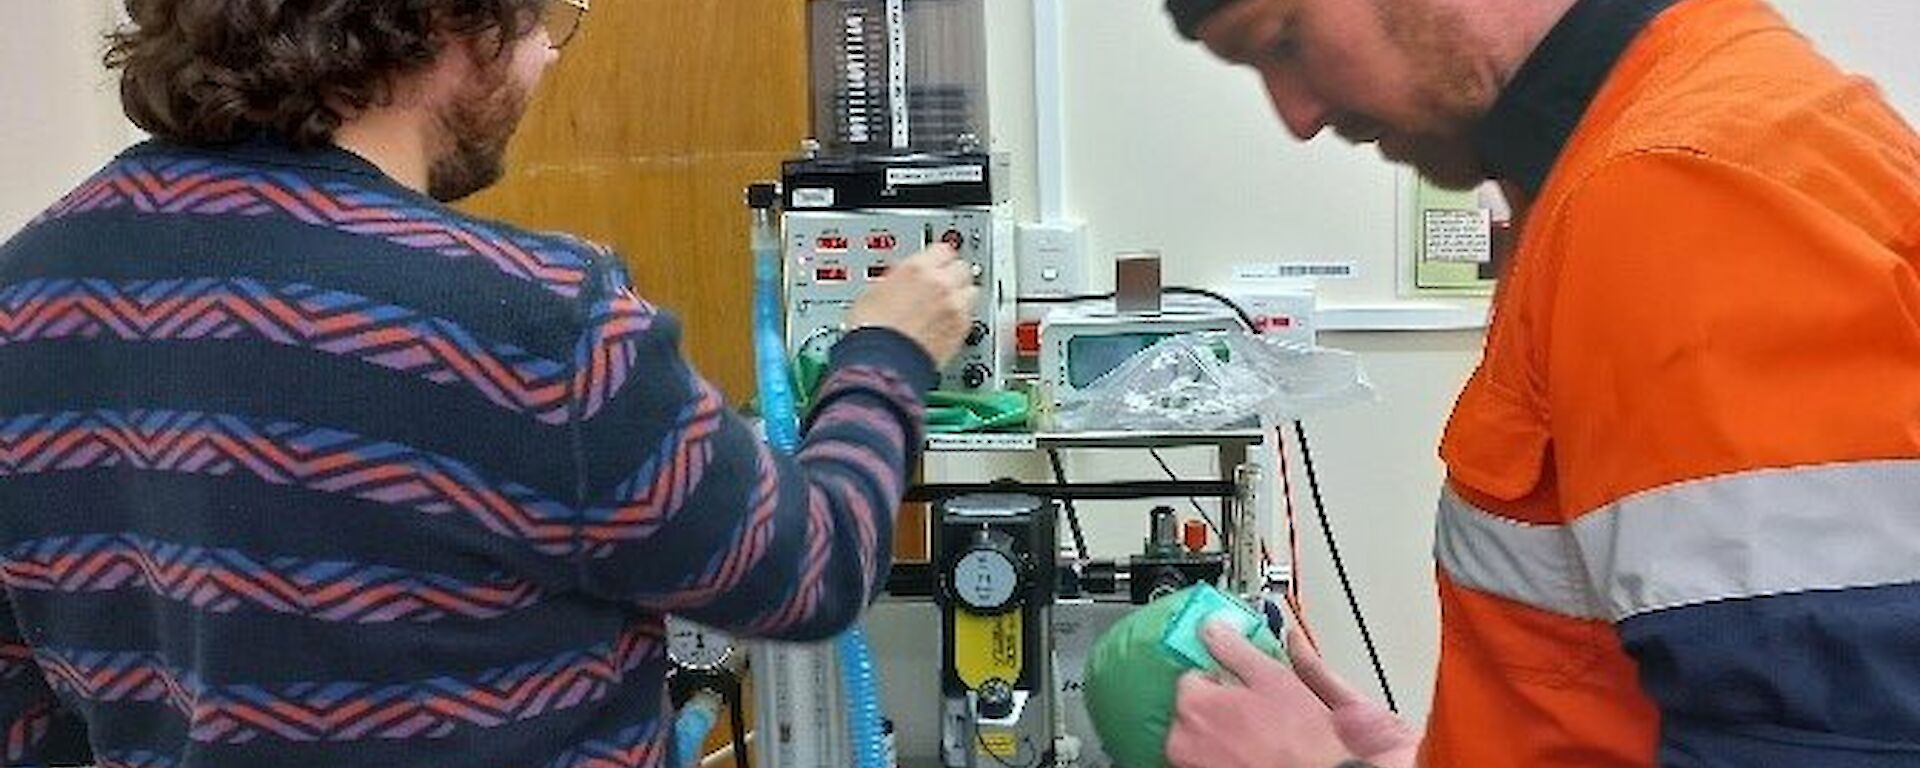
[
  {"xmin": 952, "ymin": 546, "xmax": 1022, "ymax": 614},
  {"xmin": 665, "ymin": 616, "xmax": 735, "ymax": 671},
  {"xmin": 795, "ymin": 325, "xmax": 844, "ymax": 363}
]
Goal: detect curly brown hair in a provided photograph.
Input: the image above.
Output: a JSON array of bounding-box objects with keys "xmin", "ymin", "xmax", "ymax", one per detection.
[{"xmin": 106, "ymin": 0, "xmax": 546, "ymax": 148}]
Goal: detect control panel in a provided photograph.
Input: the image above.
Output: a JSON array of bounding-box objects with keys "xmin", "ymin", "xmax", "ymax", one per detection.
[{"xmin": 785, "ymin": 209, "xmax": 1015, "ymax": 391}]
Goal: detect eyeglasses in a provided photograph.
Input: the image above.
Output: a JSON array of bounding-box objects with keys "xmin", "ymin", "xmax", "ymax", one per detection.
[{"xmin": 544, "ymin": 0, "xmax": 589, "ymax": 51}]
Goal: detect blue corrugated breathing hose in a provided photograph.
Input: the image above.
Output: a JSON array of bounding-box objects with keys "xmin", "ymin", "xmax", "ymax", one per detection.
[
  {"xmin": 745, "ymin": 186, "xmax": 890, "ymax": 768},
  {"xmin": 672, "ymin": 692, "xmax": 721, "ymax": 768}
]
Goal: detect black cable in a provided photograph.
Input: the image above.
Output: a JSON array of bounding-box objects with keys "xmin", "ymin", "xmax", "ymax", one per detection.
[
  {"xmin": 1014, "ymin": 292, "xmax": 1113, "ymax": 304},
  {"xmin": 1013, "ymin": 288, "xmax": 1260, "ymax": 335},
  {"xmin": 726, "ymin": 678, "xmax": 751, "ymax": 768},
  {"xmin": 1161, "ymin": 286, "xmax": 1258, "ymax": 333},
  {"xmin": 972, "ymin": 714, "xmax": 1050, "ymax": 768},
  {"xmin": 1292, "ymin": 420, "xmax": 1398, "ymax": 713},
  {"xmin": 1147, "ymin": 448, "xmax": 1220, "ymax": 537},
  {"xmin": 1046, "ymin": 448, "xmax": 1091, "ymax": 560}
]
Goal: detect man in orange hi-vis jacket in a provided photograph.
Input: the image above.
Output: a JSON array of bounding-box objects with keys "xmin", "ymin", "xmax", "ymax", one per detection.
[{"xmin": 1155, "ymin": 0, "xmax": 1920, "ymax": 766}]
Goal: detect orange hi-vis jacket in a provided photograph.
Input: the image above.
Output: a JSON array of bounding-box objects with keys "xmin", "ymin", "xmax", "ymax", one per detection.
[{"xmin": 1421, "ymin": 0, "xmax": 1920, "ymax": 766}]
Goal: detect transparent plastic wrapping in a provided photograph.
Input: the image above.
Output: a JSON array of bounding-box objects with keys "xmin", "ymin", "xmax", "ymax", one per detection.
[
  {"xmin": 1052, "ymin": 332, "xmax": 1373, "ymax": 432},
  {"xmin": 808, "ymin": 0, "xmax": 990, "ymax": 153}
]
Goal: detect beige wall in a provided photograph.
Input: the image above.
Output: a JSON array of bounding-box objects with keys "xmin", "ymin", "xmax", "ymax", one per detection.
[{"xmin": 0, "ymin": 0, "xmax": 140, "ymax": 237}]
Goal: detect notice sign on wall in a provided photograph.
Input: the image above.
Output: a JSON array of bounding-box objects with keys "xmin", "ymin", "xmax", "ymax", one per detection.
[
  {"xmin": 1423, "ymin": 209, "xmax": 1492, "ymax": 263},
  {"xmin": 1407, "ymin": 176, "xmax": 1506, "ymax": 296}
]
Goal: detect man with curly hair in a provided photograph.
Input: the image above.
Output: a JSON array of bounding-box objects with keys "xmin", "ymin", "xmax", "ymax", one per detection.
[{"xmin": 0, "ymin": 2, "xmax": 977, "ymax": 766}]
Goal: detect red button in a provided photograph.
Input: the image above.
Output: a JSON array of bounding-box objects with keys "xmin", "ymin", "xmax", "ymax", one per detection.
[
  {"xmin": 1015, "ymin": 321, "xmax": 1041, "ymax": 355},
  {"xmin": 1183, "ymin": 519, "xmax": 1209, "ymax": 554}
]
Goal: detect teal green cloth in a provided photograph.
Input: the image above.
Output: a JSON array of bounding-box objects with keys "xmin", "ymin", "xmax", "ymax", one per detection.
[
  {"xmin": 794, "ymin": 349, "xmax": 830, "ymax": 412},
  {"xmin": 925, "ymin": 389, "xmax": 1029, "ymax": 433},
  {"xmin": 793, "ymin": 349, "xmax": 1029, "ymax": 433},
  {"xmin": 1083, "ymin": 586, "xmax": 1286, "ymax": 768}
]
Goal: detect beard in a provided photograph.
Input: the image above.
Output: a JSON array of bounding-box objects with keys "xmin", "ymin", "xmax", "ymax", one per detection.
[
  {"xmin": 1383, "ymin": 131, "xmax": 1485, "ymax": 189},
  {"xmin": 426, "ymin": 63, "xmax": 532, "ymax": 203},
  {"xmin": 1358, "ymin": 0, "xmax": 1499, "ymax": 190}
]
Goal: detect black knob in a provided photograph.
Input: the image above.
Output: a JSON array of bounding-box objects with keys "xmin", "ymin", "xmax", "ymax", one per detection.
[
  {"xmin": 1148, "ymin": 566, "xmax": 1189, "ymax": 603},
  {"xmin": 1147, "ymin": 505, "xmax": 1179, "ymax": 557},
  {"xmin": 745, "ymin": 183, "xmax": 778, "ymax": 210},
  {"xmin": 1081, "ymin": 560, "xmax": 1120, "ymax": 595},
  {"xmin": 977, "ymin": 679, "xmax": 1016, "ymax": 719},
  {"xmin": 961, "ymin": 364, "xmax": 989, "ymax": 389},
  {"xmin": 966, "ymin": 321, "xmax": 990, "ymax": 346}
]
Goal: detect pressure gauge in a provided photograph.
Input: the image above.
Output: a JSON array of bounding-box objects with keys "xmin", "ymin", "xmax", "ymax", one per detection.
[
  {"xmin": 665, "ymin": 616, "xmax": 735, "ymax": 671},
  {"xmin": 948, "ymin": 530, "xmax": 1027, "ymax": 615}
]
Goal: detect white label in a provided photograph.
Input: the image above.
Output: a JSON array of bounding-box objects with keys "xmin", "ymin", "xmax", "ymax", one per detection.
[
  {"xmin": 791, "ymin": 188, "xmax": 835, "ymax": 209},
  {"xmin": 885, "ymin": 166, "xmax": 986, "ymax": 187},
  {"xmin": 1233, "ymin": 262, "xmax": 1357, "ymax": 280},
  {"xmin": 886, "ymin": 0, "xmax": 909, "ymax": 150},
  {"xmin": 927, "ymin": 433, "xmax": 1039, "ymax": 452},
  {"xmin": 1423, "ymin": 209, "xmax": 1493, "ymax": 263}
]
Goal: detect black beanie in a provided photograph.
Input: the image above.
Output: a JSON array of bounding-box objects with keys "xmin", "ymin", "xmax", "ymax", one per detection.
[{"xmin": 1166, "ymin": 0, "xmax": 1245, "ymax": 40}]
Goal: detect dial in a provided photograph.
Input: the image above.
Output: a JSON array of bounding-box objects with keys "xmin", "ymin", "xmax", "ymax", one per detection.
[
  {"xmin": 952, "ymin": 547, "xmax": 1021, "ymax": 613},
  {"xmin": 977, "ymin": 677, "xmax": 1016, "ymax": 719},
  {"xmin": 665, "ymin": 616, "xmax": 734, "ymax": 671}
]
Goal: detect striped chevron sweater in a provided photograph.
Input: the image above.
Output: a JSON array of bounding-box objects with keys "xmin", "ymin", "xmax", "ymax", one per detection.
[{"xmin": 0, "ymin": 138, "xmax": 932, "ymax": 767}]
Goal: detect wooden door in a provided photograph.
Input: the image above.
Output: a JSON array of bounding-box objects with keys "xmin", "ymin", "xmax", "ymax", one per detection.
[
  {"xmin": 463, "ymin": 0, "xmax": 809, "ymax": 403},
  {"xmin": 465, "ymin": 0, "xmax": 932, "ymax": 565}
]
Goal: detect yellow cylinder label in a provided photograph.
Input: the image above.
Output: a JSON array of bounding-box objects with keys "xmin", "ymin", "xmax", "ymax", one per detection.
[
  {"xmin": 953, "ymin": 611, "xmax": 1022, "ymax": 689},
  {"xmin": 978, "ymin": 730, "xmax": 1020, "ymax": 759}
]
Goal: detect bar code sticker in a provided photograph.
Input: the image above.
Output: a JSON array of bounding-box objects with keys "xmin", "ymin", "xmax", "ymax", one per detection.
[{"xmin": 1233, "ymin": 261, "xmax": 1357, "ymax": 280}]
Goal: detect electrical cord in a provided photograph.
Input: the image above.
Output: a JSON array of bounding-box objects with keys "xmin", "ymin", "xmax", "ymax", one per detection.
[
  {"xmin": 1292, "ymin": 420, "xmax": 1398, "ymax": 713},
  {"xmin": 727, "ymin": 680, "xmax": 750, "ymax": 768},
  {"xmin": 1015, "ymin": 288, "xmax": 1258, "ymax": 335},
  {"xmin": 1020, "ymin": 286, "xmax": 1398, "ymax": 711},
  {"xmin": 1046, "ymin": 448, "xmax": 1091, "ymax": 560},
  {"xmin": 1146, "ymin": 447, "xmax": 1220, "ymax": 537},
  {"xmin": 1161, "ymin": 286, "xmax": 1258, "ymax": 332},
  {"xmin": 1274, "ymin": 423, "xmax": 1312, "ymax": 645},
  {"xmin": 972, "ymin": 713, "xmax": 1051, "ymax": 768},
  {"xmin": 1012, "ymin": 292, "xmax": 1113, "ymax": 304}
]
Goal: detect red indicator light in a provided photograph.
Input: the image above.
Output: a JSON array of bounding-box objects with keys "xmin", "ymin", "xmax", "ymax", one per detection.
[{"xmin": 1015, "ymin": 320, "xmax": 1041, "ymax": 355}]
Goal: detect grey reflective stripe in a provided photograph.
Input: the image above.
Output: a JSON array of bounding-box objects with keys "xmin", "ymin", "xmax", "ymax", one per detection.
[
  {"xmin": 1436, "ymin": 459, "xmax": 1920, "ymax": 623},
  {"xmin": 1434, "ymin": 488, "xmax": 1607, "ymax": 620},
  {"xmin": 1573, "ymin": 458, "xmax": 1920, "ymax": 620}
]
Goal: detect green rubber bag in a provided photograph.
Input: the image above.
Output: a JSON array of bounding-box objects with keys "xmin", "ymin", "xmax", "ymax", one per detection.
[{"xmin": 1083, "ymin": 585, "xmax": 1285, "ymax": 768}]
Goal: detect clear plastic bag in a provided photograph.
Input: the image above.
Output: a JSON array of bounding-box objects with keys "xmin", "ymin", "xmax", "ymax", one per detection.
[{"xmin": 1052, "ymin": 331, "xmax": 1373, "ymax": 432}]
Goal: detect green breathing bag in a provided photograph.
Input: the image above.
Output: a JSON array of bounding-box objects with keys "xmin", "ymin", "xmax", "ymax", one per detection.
[{"xmin": 1081, "ymin": 584, "xmax": 1286, "ymax": 768}]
